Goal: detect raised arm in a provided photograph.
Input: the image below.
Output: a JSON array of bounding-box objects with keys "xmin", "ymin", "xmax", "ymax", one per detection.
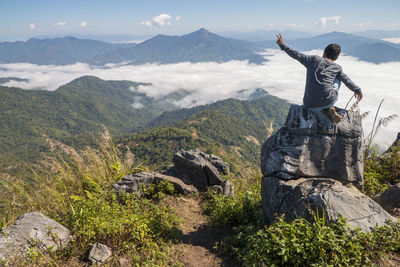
[
  {"xmin": 276, "ymin": 33, "xmax": 312, "ymax": 67},
  {"xmin": 337, "ymin": 70, "xmax": 363, "ymax": 101}
]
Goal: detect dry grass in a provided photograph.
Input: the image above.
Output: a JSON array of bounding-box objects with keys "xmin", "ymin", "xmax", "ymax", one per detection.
[{"xmin": 0, "ymin": 129, "xmax": 135, "ymax": 226}]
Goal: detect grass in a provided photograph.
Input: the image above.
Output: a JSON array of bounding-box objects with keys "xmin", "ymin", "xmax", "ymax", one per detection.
[
  {"xmin": 1, "ymin": 125, "xmax": 399, "ymax": 266},
  {"xmin": 0, "ymin": 132, "xmax": 183, "ymax": 265}
]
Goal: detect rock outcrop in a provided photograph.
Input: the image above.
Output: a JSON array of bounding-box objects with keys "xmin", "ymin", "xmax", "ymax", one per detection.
[
  {"xmin": 261, "ymin": 105, "xmax": 363, "ymax": 187},
  {"xmin": 113, "ymin": 149, "xmax": 233, "ymax": 197},
  {"xmin": 373, "ymin": 183, "xmax": 400, "ymax": 212},
  {"xmin": 261, "ymin": 177, "xmax": 395, "ymax": 232},
  {"xmin": 260, "ymin": 105, "xmax": 395, "ymax": 231},
  {"xmin": 113, "ymin": 171, "xmax": 198, "ymax": 196},
  {"xmin": 0, "ymin": 212, "xmax": 72, "ymax": 261},
  {"xmin": 164, "ymin": 149, "xmax": 233, "ymax": 196}
]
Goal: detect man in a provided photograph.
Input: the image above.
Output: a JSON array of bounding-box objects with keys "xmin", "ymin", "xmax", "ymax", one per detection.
[{"xmin": 276, "ymin": 33, "xmax": 363, "ymax": 123}]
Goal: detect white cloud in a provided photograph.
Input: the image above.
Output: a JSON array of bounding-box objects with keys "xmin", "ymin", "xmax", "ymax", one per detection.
[
  {"xmin": 54, "ymin": 21, "xmax": 67, "ymax": 27},
  {"xmin": 131, "ymin": 96, "xmax": 144, "ymax": 109},
  {"xmin": 29, "ymin": 23, "xmax": 36, "ymax": 30},
  {"xmin": 175, "ymin": 16, "xmax": 181, "ymax": 21},
  {"xmin": 141, "ymin": 21, "xmax": 153, "ymax": 28},
  {"xmin": 383, "ymin": 38, "xmax": 400, "ymax": 44},
  {"xmin": 319, "ymin": 16, "xmax": 341, "ymax": 27},
  {"xmin": 0, "ymin": 50, "xmax": 399, "ymax": 148},
  {"xmin": 141, "ymin": 14, "xmax": 173, "ymax": 28},
  {"xmin": 80, "ymin": 21, "xmax": 87, "ymax": 28}
]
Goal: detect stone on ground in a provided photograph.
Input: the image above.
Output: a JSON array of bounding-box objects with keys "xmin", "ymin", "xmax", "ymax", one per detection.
[
  {"xmin": 0, "ymin": 212, "xmax": 72, "ymax": 261},
  {"xmin": 88, "ymin": 242, "xmax": 112, "ymax": 265},
  {"xmin": 113, "ymin": 171, "xmax": 198, "ymax": 196},
  {"xmin": 261, "ymin": 177, "xmax": 395, "ymax": 232},
  {"xmin": 373, "ymin": 183, "xmax": 400, "ymax": 212},
  {"xmin": 164, "ymin": 149, "xmax": 233, "ymax": 196}
]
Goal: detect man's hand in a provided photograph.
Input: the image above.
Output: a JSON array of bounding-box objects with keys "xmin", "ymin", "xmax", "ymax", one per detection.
[
  {"xmin": 355, "ymin": 92, "xmax": 363, "ymax": 101},
  {"xmin": 276, "ymin": 33, "xmax": 284, "ymax": 47}
]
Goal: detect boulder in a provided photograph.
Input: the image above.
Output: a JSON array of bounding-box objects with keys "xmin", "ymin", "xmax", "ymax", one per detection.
[
  {"xmin": 373, "ymin": 183, "xmax": 400, "ymax": 212},
  {"xmin": 261, "ymin": 105, "xmax": 364, "ymax": 187},
  {"xmin": 164, "ymin": 149, "xmax": 233, "ymax": 196},
  {"xmin": 113, "ymin": 171, "xmax": 198, "ymax": 196},
  {"xmin": 89, "ymin": 242, "xmax": 112, "ymax": 265},
  {"xmin": 0, "ymin": 212, "xmax": 72, "ymax": 261},
  {"xmin": 261, "ymin": 177, "xmax": 395, "ymax": 232},
  {"xmin": 119, "ymin": 257, "xmax": 130, "ymax": 267}
]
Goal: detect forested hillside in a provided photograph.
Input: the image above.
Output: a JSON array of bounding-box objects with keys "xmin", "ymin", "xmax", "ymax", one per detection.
[
  {"xmin": 0, "ymin": 76, "xmax": 185, "ymax": 165},
  {"xmin": 0, "ymin": 76, "xmax": 290, "ymax": 169}
]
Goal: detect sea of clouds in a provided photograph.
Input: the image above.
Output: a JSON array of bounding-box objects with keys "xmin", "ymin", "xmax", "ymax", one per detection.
[{"xmin": 1, "ymin": 49, "xmax": 399, "ymax": 149}]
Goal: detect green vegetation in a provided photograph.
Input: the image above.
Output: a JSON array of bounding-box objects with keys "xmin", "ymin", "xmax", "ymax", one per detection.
[
  {"xmin": 117, "ymin": 110, "xmax": 268, "ymax": 169},
  {"xmin": 363, "ymin": 145, "xmax": 400, "ymax": 196},
  {"xmin": 204, "ymin": 165, "xmax": 400, "ymax": 266},
  {"xmin": 361, "ymin": 99, "xmax": 399, "ymax": 196},
  {"xmin": 0, "ymin": 76, "xmax": 188, "ymax": 167},
  {"xmin": 3, "ymin": 75, "xmax": 399, "ymax": 265},
  {"xmin": 0, "ymin": 76, "xmax": 289, "ymax": 172},
  {"xmin": 0, "ymin": 136, "xmax": 183, "ymax": 265},
  {"xmin": 117, "ymin": 96, "xmax": 290, "ymax": 169},
  {"xmin": 1, "ymin": 129, "xmax": 399, "ymax": 265}
]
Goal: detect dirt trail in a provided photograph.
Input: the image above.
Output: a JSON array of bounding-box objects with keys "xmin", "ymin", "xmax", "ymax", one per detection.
[{"xmin": 168, "ymin": 196, "xmax": 237, "ymax": 267}]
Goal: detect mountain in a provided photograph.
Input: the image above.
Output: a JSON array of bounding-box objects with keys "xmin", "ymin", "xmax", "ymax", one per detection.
[
  {"xmin": 347, "ymin": 42, "xmax": 400, "ymax": 63},
  {"xmin": 0, "ymin": 76, "xmax": 187, "ymax": 165},
  {"xmin": 34, "ymin": 33, "xmax": 154, "ymax": 43},
  {"xmin": 0, "ymin": 29, "xmax": 266, "ymax": 65},
  {"xmin": 352, "ymin": 30, "xmax": 400, "ymax": 39},
  {"xmin": 259, "ymin": 31, "xmax": 400, "ymax": 63},
  {"xmin": 0, "ymin": 75, "xmax": 289, "ymax": 169},
  {"xmin": 219, "ymin": 29, "xmax": 315, "ymax": 42},
  {"xmin": 89, "ymin": 28, "xmax": 266, "ymax": 65},
  {"xmin": 147, "ymin": 93, "xmax": 289, "ymax": 129},
  {"xmin": 0, "ymin": 77, "xmax": 28, "ymax": 84},
  {"xmin": 0, "ymin": 37, "xmax": 131, "ymax": 65},
  {"xmin": 117, "ymin": 96, "xmax": 290, "ymax": 167}
]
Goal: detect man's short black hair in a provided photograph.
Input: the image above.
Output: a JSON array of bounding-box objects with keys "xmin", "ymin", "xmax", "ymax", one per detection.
[{"xmin": 324, "ymin": 43, "xmax": 341, "ymax": 60}]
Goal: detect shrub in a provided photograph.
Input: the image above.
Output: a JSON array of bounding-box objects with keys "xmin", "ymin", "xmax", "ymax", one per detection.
[
  {"xmin": 364, "ymin": 145, "xmax": 400, "ymax": 196},
  {"xmin": 203, "ymin": 168, "xmax": 400, "ymax": 266},
  {"xmin": 0, "ymin": 135, "xmax": 181, "ymax": 265}
]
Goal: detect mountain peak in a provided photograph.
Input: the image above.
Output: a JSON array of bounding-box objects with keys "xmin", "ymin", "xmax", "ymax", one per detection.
[
  {"xmin": 189, "ymin": 28, "xmax": 213, "ymax": 37},
  {"xmin": 195, "ymin": 28, "xmax": 210, "ymax": 33}
]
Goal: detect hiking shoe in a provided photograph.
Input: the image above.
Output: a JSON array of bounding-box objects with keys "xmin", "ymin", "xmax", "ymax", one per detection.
[{"xmin": 324, "ymin": 106, "xmax": 342, "ymax": 123}]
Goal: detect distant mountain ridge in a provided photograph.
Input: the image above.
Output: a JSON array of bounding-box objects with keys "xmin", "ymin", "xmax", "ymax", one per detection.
[
  {"xmin": 0, "ymin": 29, "xmax": 399, "ymax": 65},
  {"xmin": 218, "ymin": 29, "xmax": 315, "ymax": 42},
  {"xmin": 0, "ymin": 37, "xmax": 131, "ymax": 65},
  {"xmin": 258, "ymin": 31, "xmax": 400, "ymax": 63},
  {"xmin": 89, "ymin": 28, "xmax": 265, "ymax": 65},
  {"xmin": 0, "ymin": 28, "xmax": 265, "ymax": 65}
]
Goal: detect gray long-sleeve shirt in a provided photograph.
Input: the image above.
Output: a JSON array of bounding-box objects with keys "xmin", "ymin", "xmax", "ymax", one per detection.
[{"xmin": 279, "ymin": 43, "xmax": 362, "ymax": 109}]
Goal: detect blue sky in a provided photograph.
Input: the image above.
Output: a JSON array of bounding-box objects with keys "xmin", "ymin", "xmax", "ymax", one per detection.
[{"xmin": 1, "ymin": 0, "xmax": 399, "ymax": 40}]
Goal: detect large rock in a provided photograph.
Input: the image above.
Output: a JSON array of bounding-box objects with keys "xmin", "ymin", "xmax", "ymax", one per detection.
[
  {"xmin": 373, "ymin": 183, "xmax": 400, "ymax": 212},
  {"xmin": 0, "ymin": 212, "xmax": 72, "ymax": 261},
  {"xmin": 261, "ymin": 177, "xmax": 395, "ymax": 232},
  {"xmin": 164, "ymin": 149, "xmax": 233, "ymax": 196},
  {"xmin": 113, "ymin": 171, "xmax": 198, "ymax": 196},
  {"xmin": 261, "ymin": 105, "xmax": 363, "ymax": 187}
]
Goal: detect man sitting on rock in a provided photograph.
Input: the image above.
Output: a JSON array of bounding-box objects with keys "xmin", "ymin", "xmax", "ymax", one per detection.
[{"xmin": 276, "ymin": 33, "xmax": 363, "ymax": 123}]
